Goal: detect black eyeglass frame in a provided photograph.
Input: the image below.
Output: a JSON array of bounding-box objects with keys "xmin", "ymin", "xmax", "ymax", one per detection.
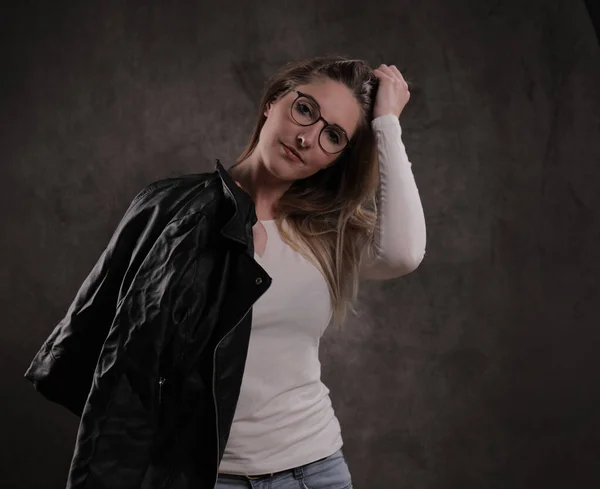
[{"xmin": 289, "ymin": 89, "xmax": 353, "ymax": 155}]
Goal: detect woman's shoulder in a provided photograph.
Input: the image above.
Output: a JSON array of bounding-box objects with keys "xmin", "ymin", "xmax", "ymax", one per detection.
[
  {"xmin": 126, "ymin": 170, "xmax": 226, "ymax": 224},
  {"xmin": 134, "ymin": 172, "xmax": 218, "ymax": 203}
]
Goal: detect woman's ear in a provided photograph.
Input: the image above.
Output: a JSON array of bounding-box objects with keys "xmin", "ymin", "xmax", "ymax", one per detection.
[{"xmin": 264, "ymin": 102, "xmax": 272, "ymax": 117}]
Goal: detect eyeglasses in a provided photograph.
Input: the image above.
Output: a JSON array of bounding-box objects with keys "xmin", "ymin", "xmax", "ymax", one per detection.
[{"xmin": 289, "ymin": 90, "xmax": 351, "ymax": 155}]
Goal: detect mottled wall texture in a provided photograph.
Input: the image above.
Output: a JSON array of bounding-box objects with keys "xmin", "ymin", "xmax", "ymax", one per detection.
[{"xmin": 2, "ymin": 1, "xmax": 599, "ymax": 488}]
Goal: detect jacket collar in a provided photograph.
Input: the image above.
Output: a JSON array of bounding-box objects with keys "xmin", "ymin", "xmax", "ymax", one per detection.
[{"xmin": 214, "ymin": 159, "xmax": 258, "ymax": 250}]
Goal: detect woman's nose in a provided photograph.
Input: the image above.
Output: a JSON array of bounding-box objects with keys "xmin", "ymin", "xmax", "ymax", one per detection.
[{"xmin": 298, "ymin": 123, "xmax": 323, "ymax": 147}]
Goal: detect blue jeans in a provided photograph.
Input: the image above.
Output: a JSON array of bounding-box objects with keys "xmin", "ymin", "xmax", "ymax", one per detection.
[{"xmin": 215, "ymin": 448, "xmax": 353, "ymax": 489}]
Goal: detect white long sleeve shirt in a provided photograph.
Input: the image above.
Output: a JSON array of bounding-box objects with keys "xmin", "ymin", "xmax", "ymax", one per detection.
[{"xmin": 218, "ymin": 114, "xmax": 426, "ymax": 475}]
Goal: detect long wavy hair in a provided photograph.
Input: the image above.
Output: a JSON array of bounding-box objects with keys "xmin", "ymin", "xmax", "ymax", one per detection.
[{"xmin": 231, "ymin": 55, "xmax": 384, "ymax": 330}]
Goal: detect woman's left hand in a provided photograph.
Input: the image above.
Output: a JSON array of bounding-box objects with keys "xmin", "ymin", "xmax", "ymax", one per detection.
[{"xmin": 372, "ymin": 64, "xmax": 411, "ymax": 120}]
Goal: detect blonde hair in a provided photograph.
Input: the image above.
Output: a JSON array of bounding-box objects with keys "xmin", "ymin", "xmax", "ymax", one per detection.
[{"xmin": 233, "ymin": 55, "xmax": 383, "ymax": 330}]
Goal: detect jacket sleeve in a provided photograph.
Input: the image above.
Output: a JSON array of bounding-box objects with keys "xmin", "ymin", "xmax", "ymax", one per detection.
[{"xmin": 23, "ymin": 182, "xmax": 169, "ymax": 416}]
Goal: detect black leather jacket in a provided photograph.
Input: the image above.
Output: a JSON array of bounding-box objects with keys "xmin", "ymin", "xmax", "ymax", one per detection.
[{"xmin": 24, "ymin": 160, "xmax": 273, "ymax": 489}]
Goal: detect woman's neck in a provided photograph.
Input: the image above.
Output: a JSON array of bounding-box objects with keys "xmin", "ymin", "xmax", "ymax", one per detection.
[{"xmin": 229, "ymin": 160, "xmax": 287, "ymax": 220}]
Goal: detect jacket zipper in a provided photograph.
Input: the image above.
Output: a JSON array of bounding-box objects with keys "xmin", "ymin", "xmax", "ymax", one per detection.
[{"xmin": 212, "ymin": 305, "xmax": 253, "ymax": 487}]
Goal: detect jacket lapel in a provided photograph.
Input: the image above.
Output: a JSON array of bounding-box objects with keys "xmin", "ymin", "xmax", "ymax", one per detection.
[{"xmin": 214, "ymin": 159, "xmax": 257, "ymax": 253}]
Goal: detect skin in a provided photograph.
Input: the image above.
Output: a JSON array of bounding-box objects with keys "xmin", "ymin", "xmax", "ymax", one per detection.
[{"xmin": 230, "ymin": 78, "xmax": 363, "ymax": 221}]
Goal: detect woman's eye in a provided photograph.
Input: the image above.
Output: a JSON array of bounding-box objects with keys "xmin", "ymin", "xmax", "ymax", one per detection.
[
  {"xmin": 298, "ymin": 103, "xmax": 311, "ymax": 116},
  {"xmin": 327, "ymin": 130, "xmax": 340, "ymax": 144}
]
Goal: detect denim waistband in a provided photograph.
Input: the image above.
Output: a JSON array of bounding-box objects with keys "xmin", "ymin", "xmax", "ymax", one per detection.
[{"xmin": 218, "ymin": 452, "xmax": 332, "ymax": 480}]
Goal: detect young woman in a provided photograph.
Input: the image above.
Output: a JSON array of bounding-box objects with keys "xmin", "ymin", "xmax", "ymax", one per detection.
[
  {"xmin": 24, "ymin": 56, "xmax": 425, "ymax": 489},
  {"xmin": 217, "ymin": 56, "xmax": 425, "ymax": 488}
]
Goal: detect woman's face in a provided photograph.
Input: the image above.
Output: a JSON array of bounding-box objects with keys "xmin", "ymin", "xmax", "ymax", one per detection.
[{"xmin": 258, "ymin": 78, "xmax": 363, "ymax": 181}]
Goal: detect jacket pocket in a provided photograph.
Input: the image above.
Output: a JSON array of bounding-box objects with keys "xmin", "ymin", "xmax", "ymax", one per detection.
[
  {"xmin": 157, "ymin": 374, "xmax": 171, "ymax": 434},
  {"xmin": 158, "ymin": 376, "xmax": 167, "ymax": 408},
  {"xmin": 152, "ymin": 373, "xmax": 172, "ymax": 461}
]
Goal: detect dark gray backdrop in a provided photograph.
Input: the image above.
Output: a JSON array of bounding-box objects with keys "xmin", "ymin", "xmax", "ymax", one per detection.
[{"xmin": 2, "ymin": 1, "xmax": 599, "ymax": 488}]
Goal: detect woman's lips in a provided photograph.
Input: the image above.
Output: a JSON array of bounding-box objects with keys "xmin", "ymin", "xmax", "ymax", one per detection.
[{"xmin": 282, "ymin": 143, "xmax": 303, "ymax": 162}]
